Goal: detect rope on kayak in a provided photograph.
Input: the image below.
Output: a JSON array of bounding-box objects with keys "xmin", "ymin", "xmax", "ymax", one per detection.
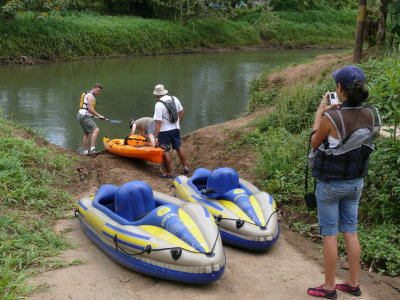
[
  {"xmin": 112, "ymin": 225, "xmax": 221, "ymax": 260},
  {"xmin": 215, "ymin": 210, "xmax": 278, "ymax": 230}
]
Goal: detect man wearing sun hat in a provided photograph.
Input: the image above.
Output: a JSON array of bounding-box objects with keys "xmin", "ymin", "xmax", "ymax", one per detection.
[{"xmin": 153, "ymin": 84, "xmax": 190, "ymax": 178}]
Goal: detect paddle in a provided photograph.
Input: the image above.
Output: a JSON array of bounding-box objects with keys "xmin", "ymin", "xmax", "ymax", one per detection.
[{"xmin": 93, "ymin": 116, "xmax": 122, "ymax": 123}]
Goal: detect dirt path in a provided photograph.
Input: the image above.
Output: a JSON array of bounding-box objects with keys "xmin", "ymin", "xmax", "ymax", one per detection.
[{"xmin": 29, "ymin": 54, "xmax": 400, "ymax": 299}]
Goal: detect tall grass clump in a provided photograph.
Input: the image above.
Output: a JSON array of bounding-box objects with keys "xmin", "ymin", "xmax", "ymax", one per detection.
[
  {"xmin": 237, "ymin": 8, "xmax": 357, "ymax": 48},
  {"xmin": 188, "ymin": 18, "xmax": 261, "ymax": 47},
  {"xmin": 0, "ymin": 8, "xmax": 358, "ymax": 62},
  {"xmin": 0, "ymin": 116, "xmax": 77, "ymax": 298},
  {"xmin": 0, "ymin": 11, "xmax": 263, "ymax": 61},
  {"xmin": 245, "ymin": 51, "xmax": 400, "ymax": 275},
  {"xmin": 0, "ymin": 12, "xmax": 199, "ymax": 59}
]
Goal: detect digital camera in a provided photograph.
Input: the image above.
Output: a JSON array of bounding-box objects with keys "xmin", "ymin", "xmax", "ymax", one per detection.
[{"xmin": 329, "ymin": 92, "xmax": 339, "ymax": 105}]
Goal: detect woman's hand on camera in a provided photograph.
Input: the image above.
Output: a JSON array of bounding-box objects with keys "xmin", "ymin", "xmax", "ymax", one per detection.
[{"xmin": 317, "ymin": 92, "xmax": 339, "ymax": 114}]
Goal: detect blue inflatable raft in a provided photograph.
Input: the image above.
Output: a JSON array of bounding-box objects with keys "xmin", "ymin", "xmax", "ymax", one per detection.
[
  {"xmin": 172, "ymin": 168, "xmax": 280, "ymax": 251},
  {"xmin": 76, "ymin": 181, "xmax": 225, "ymax": 284}
]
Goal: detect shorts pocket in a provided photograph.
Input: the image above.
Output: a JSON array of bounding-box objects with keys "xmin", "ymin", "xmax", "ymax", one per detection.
[{"xmin": 323, "ymin": 183, "xmax": 348, "ymax": 201}]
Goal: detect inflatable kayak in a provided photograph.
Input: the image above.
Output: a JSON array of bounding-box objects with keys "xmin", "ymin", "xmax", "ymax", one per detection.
[
  {"xmin": 103, "ymin": 136, "xmax": 164, "ymax": 163},
  {"xmin": 172, "ymin": 167, "xmax": 280, "ymax": 251},
  {"xmin": 76, "ymin": 181, "xmax": 225, "ymax": 284}
]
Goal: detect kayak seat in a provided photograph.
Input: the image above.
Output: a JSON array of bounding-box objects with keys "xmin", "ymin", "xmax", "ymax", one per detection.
[
  {"xmin": 189, "ymin": 168, "xmax": 212, "ymax": 191},
  {"xmin": 204, "ymin": 167, "xmax": 239, "ymax": 198},
  {"xmin": 93, "ymin": 184, "xmax": 119, "ymax": 212},
  {"xmin": 114, "ymin": 181, "xmax": 155, "ymax": 222}
]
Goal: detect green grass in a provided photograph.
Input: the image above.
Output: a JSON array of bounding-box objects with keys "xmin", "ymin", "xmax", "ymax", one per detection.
[
  {"xmin": 245, "ymin": 50, "xmax": 400, "ymax": 275},
  {"xmin": 0, "ymin": 11, "xmax": 261, "ymax": 60},
  {"xmin": 236, "ymin": 8, "xmax": 357, "ymax": 48},
  {"xmin": 0, "ymin": 116, "xmax": 78, "ymax": 299},
  {"xmin": 0, "ymin": 9, "xmax": 357, "ymax": 61}
]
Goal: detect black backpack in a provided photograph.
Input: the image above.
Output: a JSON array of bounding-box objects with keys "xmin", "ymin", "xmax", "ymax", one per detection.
[{"xmin": 158, "ymin": 96, "xmax": 178, "ymax": 123}]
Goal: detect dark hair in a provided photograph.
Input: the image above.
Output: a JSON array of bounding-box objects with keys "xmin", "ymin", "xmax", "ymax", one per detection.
[{"xmin": 337, "ymin": 80, "xmax": 368, "ymax": 106}]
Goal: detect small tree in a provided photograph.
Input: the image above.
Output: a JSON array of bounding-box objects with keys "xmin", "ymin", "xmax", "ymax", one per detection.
[
  {"xmin": 353, "ymin": 0, "xmax": 367, "ymax": 63},
  {"xmin": 152, "ymin": 0, "xmax": 208, "ymax": 24},
  {"xmin": 377, "ymin": 0, "xmax": 390, "ymax": 46}
]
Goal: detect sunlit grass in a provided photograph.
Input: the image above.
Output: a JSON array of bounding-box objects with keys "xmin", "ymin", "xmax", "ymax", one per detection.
[{"xmin": 0, "ymin": 116, "xmax": 78, "ymax": 298}]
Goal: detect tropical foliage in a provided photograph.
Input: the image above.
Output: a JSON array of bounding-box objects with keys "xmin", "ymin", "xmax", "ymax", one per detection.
[{"xmin": 1, "ymin": 0, "xmax": 69, "ymax": 19}]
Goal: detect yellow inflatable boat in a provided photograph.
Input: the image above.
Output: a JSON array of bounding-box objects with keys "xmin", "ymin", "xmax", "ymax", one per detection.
[
  {"xmin": 172, "ymin": 167, "xmax": 280, "ymax": 251},
  {"xmin": 76, "ymin": 180, "xmax": 225, "ymax": 284}
]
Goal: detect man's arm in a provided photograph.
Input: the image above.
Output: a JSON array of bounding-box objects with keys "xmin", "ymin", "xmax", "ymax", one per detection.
[
  {"xmin": 178, "ymin": 109, "xmax": 184, "ymax": 124},
  {"xmin": 87, "ymin": 94, "xmax": 104, "ymax": 119},
  {"xmin": 154, "ymin": 120, "xmax": 162, "ymax": 137},
  {"xmin": 129, "ymin": 124, "xmax": 137, "ymax": 136}
]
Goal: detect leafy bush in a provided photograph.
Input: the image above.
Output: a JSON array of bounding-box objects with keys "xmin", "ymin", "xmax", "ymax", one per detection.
[
  {"xmin": 249, "ymin": 128, "xmax": 308, "ymax": 202},
  {"xmin": 363, "ymin": 52, "xmax": 400, "ymax": 126},
  {"xmin": 1, "ymin": 0, "xmax": 69, "ymax": 19},
  {"xmin": 357, "ymin": 223, "xmax": 400, "ymax": 276},
  {"xmin": 256, "ymin": 81, "xmax": 335, "ymax": 134},
  {"xmin": 362, "ymin": 138, "xmax": 400, "ymax": 224}
]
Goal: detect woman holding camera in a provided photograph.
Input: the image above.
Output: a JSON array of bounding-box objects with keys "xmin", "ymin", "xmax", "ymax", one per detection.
[{"xmin": 307, "ymin": 65, "xmax": 380, "ymax": 299}]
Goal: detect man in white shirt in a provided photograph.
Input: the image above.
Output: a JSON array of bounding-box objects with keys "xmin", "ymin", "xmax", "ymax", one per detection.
[{"xmin": 153, "ymin": 84, "xmax": 189, "ymax": 178}]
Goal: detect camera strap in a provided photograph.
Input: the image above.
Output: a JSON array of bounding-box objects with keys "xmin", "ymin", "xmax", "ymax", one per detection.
[{"xmin": 304, "ymin": 130, "xmax": 317, "ymax": 209}]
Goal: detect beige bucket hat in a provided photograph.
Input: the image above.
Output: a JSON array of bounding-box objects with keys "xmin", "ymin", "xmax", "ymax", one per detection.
[{"xmin": 153, "ymin": 84, "xmax": 168, "ymax": 96}]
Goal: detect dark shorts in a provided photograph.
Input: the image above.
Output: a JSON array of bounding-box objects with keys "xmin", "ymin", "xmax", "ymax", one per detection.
[
  {"xmin": 77, "ymin": 113, "xmax": 97, "ymax": 134},
  {"xmin": 158, "ymin": 129, "xmax": 181, "ymax": 151}
]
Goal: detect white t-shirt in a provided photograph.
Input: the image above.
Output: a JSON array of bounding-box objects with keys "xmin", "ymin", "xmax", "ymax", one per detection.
[{"xmin": 153, "ymin": 95, "xmax": 183, "ymax": 132}]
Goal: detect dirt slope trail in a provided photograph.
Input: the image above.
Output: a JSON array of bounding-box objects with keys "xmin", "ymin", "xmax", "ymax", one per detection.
[{"xmin": 29, "ymin": 53, "xmax": 400, "ymax": 299}]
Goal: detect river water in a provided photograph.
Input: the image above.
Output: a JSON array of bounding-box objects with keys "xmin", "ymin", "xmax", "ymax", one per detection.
[{"xmin": 0, "ymin": 49, "xmax": 330, "ymax": 152}]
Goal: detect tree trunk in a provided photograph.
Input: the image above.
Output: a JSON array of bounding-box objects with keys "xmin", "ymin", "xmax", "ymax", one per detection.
[
  {"xmin": 353, "ymin": 0, "xmax": 367, "ymax": 63},
  {"xmin": 377, "ymin": 0, "xmax": 390, "ymax": 46}
]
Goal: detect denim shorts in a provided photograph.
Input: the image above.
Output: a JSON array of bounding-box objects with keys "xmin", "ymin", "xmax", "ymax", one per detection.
[
  {"xmin": 316, "ymin": 178, "xmax": 364, "ymax": 236},
  {"xmin": 158, "ymin": 129, "xmax": 181, "ymax": 151}
]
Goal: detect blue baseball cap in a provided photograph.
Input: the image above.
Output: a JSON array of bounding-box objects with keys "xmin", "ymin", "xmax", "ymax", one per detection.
[{"xmin": 332, "ymin": 65, "xmax": 365, "ymax": 87}]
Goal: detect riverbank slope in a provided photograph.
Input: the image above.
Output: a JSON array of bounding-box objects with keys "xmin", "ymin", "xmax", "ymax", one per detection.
[{"xmin": 23, "ymin": 52, "xmax": 400, "ymax": 299}]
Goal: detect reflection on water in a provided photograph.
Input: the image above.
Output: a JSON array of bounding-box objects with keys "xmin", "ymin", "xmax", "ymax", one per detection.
[{"xmin": 0, "ymin": 49, "xmax": 332, "ymax": 152}]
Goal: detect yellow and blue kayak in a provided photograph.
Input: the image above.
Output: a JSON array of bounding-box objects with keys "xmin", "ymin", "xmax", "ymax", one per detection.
[
  {"xmin": 172, "ymin": 167, "xmax": 280, "ymax": 251},
  {"xmin": 76, "ymin": 181, "xmax": 225, "ymax": 284}
]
